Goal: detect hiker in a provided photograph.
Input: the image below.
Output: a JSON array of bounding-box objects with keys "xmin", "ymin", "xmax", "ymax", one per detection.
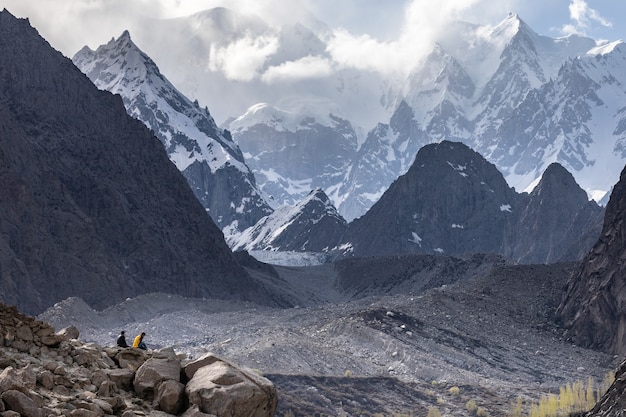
[
  {"xmin": 133, "ymin": 332, "xmax": 147, "ymax": 350},
  {"xmin": 116, "ymin": 330, "xmax": 128, "ymax": 348}
]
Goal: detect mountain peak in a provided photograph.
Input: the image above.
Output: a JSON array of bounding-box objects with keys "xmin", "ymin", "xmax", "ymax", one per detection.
[
  {"xmin": 492, "ymin": 11, "xmax": 535, "ymax": 41},
  {"xmin": 532, "ymin": 162, "xmax": 588, "ymax": 201},
  {"xmin": 119, "ymin": 29, "xmax": 131, "ymax": 41},
  {"xmin": 110, "ymin": 29, "xmax": 138, "ymax": 52}
]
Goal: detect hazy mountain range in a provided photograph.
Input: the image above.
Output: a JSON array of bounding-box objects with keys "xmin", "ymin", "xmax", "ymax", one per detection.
[
  {"xmin": 70, "ymin": 9, "xmax": 618, "ymax": 263},
  {"xmin": 81, "ymin": 8, "xmax": 626, "ymax": 224}
]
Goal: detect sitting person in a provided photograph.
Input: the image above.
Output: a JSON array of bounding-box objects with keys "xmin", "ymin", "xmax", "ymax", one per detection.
[
  {"xmin": 116, "ymin": 330, "xmax": 128, "ymax": 348},
  {"xmin": 132, "ymin": 332, "xmax": 147, "ymax": 350}
]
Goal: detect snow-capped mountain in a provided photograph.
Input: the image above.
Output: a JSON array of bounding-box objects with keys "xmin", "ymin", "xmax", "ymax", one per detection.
[
  {"xmin": 124, "ymin": 9, "xmax": 626, "ymax": 222},
  {"xmin": 73, "ymin": 9, "xmax": 626, "ymax": 233},
  {"xmin": 229, "ymin": 188, "xmax": 347, "ymax": 253},
  {"xmin": 73, "ymin": 31, "xmax": 272, "ymax": 233},
  {"xmin": 348, "ymin": 14, "xmax": 621, "ymax": 221},
  {"xmin": 227, "ymin": 101, "xmax": 359, "ymax": 211}
]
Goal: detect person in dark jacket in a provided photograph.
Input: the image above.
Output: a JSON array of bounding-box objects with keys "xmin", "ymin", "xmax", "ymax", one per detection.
[{"xmin": 116, "ymin": 331, "xmax": 128, "ymax": 348}]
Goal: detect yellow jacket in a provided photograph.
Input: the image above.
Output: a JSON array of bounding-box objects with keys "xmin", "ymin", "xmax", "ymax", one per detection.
[{"xmin": 132, "ymin": 334, "xmax": 142, "ymax": 348}]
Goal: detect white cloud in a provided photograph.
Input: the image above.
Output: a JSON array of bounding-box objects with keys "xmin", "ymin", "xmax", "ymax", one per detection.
[
  {"xmin": 208, "ymin": 35, "xmax": 279, "ymax": 82},
  {"xmin": 562, "ymin": 0, "xmax": 612, "ymax": 35},
  {"xmin": 326, "ymin": 0, "xmax": 487, "ymax": 76},
  {"xmin": 262, "ymin": 56, "xmax": 334, "ymax": 83}
]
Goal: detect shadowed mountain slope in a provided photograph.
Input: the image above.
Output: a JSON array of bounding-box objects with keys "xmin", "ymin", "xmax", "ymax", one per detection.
[
  {"xmin": 340, "ymin": 141, "xmax": 602, "ymax": 263},
  {"xmin": 0, "ymin": 10, "xmax": 276, "ymax": 314},
  {"xmin": 557, "ymin": 163, "xmax": 626, "ymax": 355}
]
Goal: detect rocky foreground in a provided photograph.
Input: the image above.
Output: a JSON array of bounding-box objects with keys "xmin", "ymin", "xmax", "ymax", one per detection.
[{"xmin": 0, "ymin": 303, "xmax": 277, "ymax": 417}]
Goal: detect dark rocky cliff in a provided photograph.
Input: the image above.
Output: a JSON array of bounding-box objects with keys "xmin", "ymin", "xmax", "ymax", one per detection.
[
  {"xmin": 0, "ymin": 10, "xmax": 275, "ymax": 314},
  {"xmin": 340, "ymin": 141, "xmax": 602, "ymax": 263},
  {"xmin": 508, "ymin": 163, "xmax": 604, "ymax": 263},
  {"xmin": 557, "ymin": 164, "xmax": 626, "ymax": 355},
  {"xmin": 343, "ymin": 141, "xmax": 519, "ymax": 257}
]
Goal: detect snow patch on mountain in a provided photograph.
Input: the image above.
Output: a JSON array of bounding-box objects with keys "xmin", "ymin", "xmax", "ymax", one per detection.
[
  {"xmin": 229, "ymin": 100, "xmax": 346, "ymax": 134},
  {"xmin": 74, "ymin": 31, "xmax": 246, "ymax": 174},
  {"xmin": 74, "ymin": 30, "xmax": 274, "ymax": 234}
]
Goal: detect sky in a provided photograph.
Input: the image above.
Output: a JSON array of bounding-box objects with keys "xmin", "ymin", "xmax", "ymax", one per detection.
[{"xmin": 1, "ymin": 0, "xmax": 624, "ymax": 61}]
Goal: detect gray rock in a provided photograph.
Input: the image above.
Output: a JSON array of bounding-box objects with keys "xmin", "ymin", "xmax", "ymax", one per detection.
[
  {"xmin": 57, "ymin": 326, "xmax": 80, "ymax": 340},
  {"xmin": 16, "ymin": 325, "xmax": 34, "ymax": 341},
  {"xmin": 133, "ymin": 357, "xmax": 181, "ymax": 398},
  {"xmin": 104, "ymin": 369, "xmax": 134, "ymax": 391},
  {"xmin": 185, "ymin": 359, "xmax": 277, "ymax": 417},
  {"xmin": 97, "ymin": 380, "xmax": 117, "ymax": 397},
  {"xmin": 38, "ymin": 370, "xmax": 54, "ymax": 390},
  {"xmin": 0, "ymin": 367, "xmax": 24, "ymax": 393},
  {"xmin": 1, "ymin": 390, "xmax": 44, "ymax": 417},
  {"xmin": 116, "ymin": 348, "xmax": 148, "ymax": 371},
  {"xmin": 156, "ymin": 379, "xmax": 185, "ymax": 414},
  {"xmin": 180, "ymin": 404, "xmax": 217, "ymax": 417}
]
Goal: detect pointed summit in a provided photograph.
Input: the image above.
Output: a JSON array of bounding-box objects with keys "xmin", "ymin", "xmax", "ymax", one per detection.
[
  {"xmin": 510, "ymin": 163, "xmax": 603, "ymax": 263},
  {"xmin": 73, "ymin": 30, "xmax": 273, "ymax": 235},
  {"xmin": 531, "ymin": 163, "xmax": 589, "ymax": 205}
]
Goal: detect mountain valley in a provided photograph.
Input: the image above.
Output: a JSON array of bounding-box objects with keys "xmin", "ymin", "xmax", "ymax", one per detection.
[
  {"xmin": 39, "ymin": 256, "xmax": 618, "ymax": 416},
  {"xmin": 2, "ymin": 6, "xmax": 626, "ymax": 417}
]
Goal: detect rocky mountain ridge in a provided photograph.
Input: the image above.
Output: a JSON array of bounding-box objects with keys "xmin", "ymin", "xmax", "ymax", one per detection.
[{"xmin": 251, "ymin": 141, "xmax": 603, "ymax": 264}]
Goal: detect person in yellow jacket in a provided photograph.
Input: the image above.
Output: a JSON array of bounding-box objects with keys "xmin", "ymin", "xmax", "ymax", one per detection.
[{"xmin": 132, "ymin": 332, "xmax": 147, "ymax": 350}]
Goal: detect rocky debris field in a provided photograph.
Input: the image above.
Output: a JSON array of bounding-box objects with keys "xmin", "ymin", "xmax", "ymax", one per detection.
[
  {"xmin": 38, "ymin": 256, "xmax": 622, "ymax": 416},
  {"xmin": 0, "ymin": 303, "xmax": 277, "ymax": 417}
]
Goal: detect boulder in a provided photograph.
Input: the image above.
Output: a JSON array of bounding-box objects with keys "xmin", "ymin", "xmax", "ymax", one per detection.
[
  {"xmin": 182, "ymin": 353, "xmax": 222, "ymax": 381},
  {"xmin": 38, "ymin": 370, "xmax": 55, "ymax": 390},
  {"xmin": 1, "ymin": 389, "xmax": 44, "ymax": 417},
  {"xmin": 97, "ymin": 380, "xmax": 117, "ymax": 397},
  {"xmin": 156, "ymin": 379, "xmax": 185, "ymax": 414},
  {"xmin": 57, "ymin": 326, "xmax": 80, "ymax": 340},
  {"xmin": 181, "ymin": 404, "xmax": 217, "ymax": 417},
  {"xmin": 16, "ymin": 325, "xmax": 34, "ymax": 341},
  {"xmin": 116, "ymin": 348, "xmax": 147, "ymax": 371},
  {"xmin": 0, "ymin": 367, "xmax": 25, "ymax": 393},
  {"xmin": 39, "ymin": 334, "xmax": 63, "ymax": 347},
  {"xmin": 104, "ymin": 368, "xmax": 134, "ymax": 391},
  {"xmin": 101, "ymin": 396, "xmax": 126, "ymax": 414},
  {"xmin": 133, "ymin": 357, "xmax": 181, "ymax": 398},
  {"xmin": 185, "ymin": 359, "xmax": 277, "ymax": 417}
]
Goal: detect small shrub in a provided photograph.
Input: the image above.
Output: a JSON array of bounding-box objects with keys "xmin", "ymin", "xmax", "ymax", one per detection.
[
  {"xmin": 449, "ymin": 386, "xmax": 460, "ymax": 396},
  {"xmin": 466, "ymin": 399, "xmax": 478, "ymax": 413},
  {"xmin": 344, "ymin": 369, "xmax": 352, "ymax": 377},
  {"xmin": 476, "ymin": 406, "xmax": 489, "ymax": 417},
  {"xmin": 427, "ymin": 406, "xmax": 442, "ymax": 417},
  {"xmin": 436, "ymin": 397, "xmax": 446, "ymax": 405}
]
